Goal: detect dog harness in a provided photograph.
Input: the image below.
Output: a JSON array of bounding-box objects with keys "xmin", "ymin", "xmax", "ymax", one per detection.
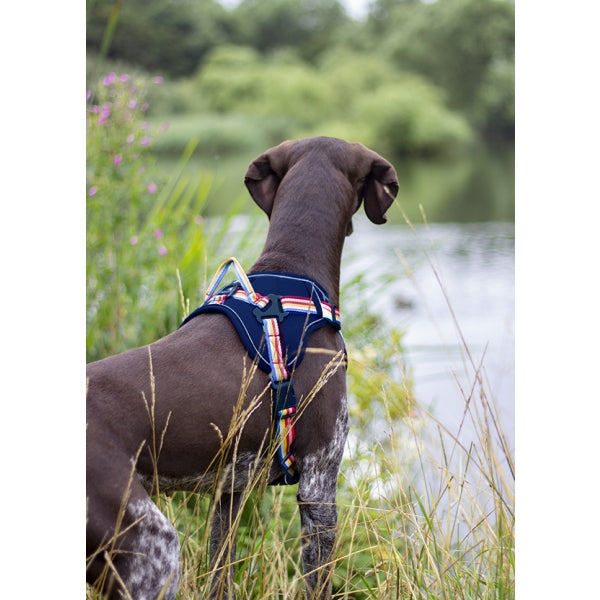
[{"xmin": 179, "ymin": 258, "xmax": 343, "ymax": 485}]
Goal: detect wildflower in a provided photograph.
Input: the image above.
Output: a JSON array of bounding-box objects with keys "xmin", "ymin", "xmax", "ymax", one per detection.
[
  {"xmin": 86, "ymin": 90, "xmax": 92, "ymax": 100},
  {"xmin": 119, "ymin": 74, "xmax": 129, "ymax": 82},
  {"xmin": 103, "ymin": 72, "xmax": 117, "ymax": 86},
  {"xmin": 153, "ymin": 76, "xmax": 164, "ymax": 84},
  {"xmin": 112, "ymin": 154, "xmax": 123, "ymax": 166},
  {"xmin": 148, "ymin": 183, "xmax": 158, "ymax": 194},
  {"xmin": 98, "ymin": 103, "xmax": 111, "ymax": 126},
  {"xmin": 130, "ymin": 236, "xmax": 138, "ymax": 246},
  {"xmin": 140, "ymin": 122, "xmax": 149, "ymax": 130},
  {"xmin": 141, "ymin": 103, "xmax": 149, "ymax": 111},
  {"xmin": 88, "ymin": 186, "xmax": 97, "ymax": 196},
  {"xmin": 126, "ymin": 134, "xmax": 135, "ymax": 144},
  {"xmin": 158, "ymin": 245, "xmax": 167, "ymax": 256},
  {"xmin": 153, "ymin": 228, "xmax": 163, "ymax": 239},
  {"xmin": 140, "ymin": 136, "xmax": 151, "ymax": 147},
  {"xmin": 128, "ymin": 99, "xmax": 137, "ymax": 109}
]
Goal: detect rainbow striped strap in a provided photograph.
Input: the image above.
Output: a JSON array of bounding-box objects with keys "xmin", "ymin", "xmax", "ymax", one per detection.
[
  {"xmin": 205, "ymin": 289, "xmax": 340, "ymax": 331},
  {"xmin": 262, "ymin": 316, "xmax": 291, "ymax": 382},
  {"xmin": 275, "ymin": 406, "xmax": 297, "ymax": 481},
  {"xmin": 260, "ymin": 316, "xmax": 299, "ymax": 484},
  {"xmin": 203, "ymin": 257, "xmax": 258, "ymax": 304}
]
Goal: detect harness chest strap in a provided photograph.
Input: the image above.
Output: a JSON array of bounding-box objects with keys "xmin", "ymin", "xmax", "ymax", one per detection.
[{"xmin": 261, "ymin": 315, "xmax": 299, "ymax": 484}]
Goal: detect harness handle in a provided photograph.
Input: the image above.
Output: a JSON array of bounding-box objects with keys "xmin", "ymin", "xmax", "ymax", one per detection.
[{"xmin": 204, "ymin": 257, "xmax": 258, "ymax": 304}]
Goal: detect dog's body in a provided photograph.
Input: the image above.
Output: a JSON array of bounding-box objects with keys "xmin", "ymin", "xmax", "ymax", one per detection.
[{"xmin": 86, "ymin": 137, "xmax": 398, "ymax": 599}]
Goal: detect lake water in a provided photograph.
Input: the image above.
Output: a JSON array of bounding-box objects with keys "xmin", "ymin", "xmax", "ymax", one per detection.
[{"xmin": 342, "ymin": 218, "xmax": 515, "ymax": 472}]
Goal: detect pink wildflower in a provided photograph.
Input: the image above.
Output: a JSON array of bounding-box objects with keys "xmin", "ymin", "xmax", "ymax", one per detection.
[
  {"xmin": 148, "ymin": 183, "xmax": 158, "ymax": 195},
  {"xmin": 141, "ymin": 103, "xmax": 149, "ymax": 111},
  {"xmin": 120, "ymin": 74, "xmax": 129, "ymax": 82},
  {"xmin": 113, "ymin": 154, "xmax": 123, "ymax": 166},
  {"xmin": 153, "ymin": 76, "xmax": 164, "ymax": 84},
  {"xmin": 158, "ymin": 245, "xmax": 167, "ymax": 256},
  {"xmin": 98, "ymin": 103, "xmax": 111, "ymax": 126},
  {"xmin": 130, "ymin": 236, "xmax": 139, "ymax": 246},
  {"xmin": 128, "ymin": 99, "xmax": 137, "ymax": 109},
  {"xmin": 89, "ymin": 186, "xmax": 97, "ymax": 196},
  {"xmin": 126, "ymin": 134, "xmax": 135, "ymax": 144},
  {"xmin": 140, "ymin": 136, "xmax": 151, "ymax": 147},
  {"xmin": 153, "ymin": 228, "xmax": 163, "ymax": 239},
  {"xmin": 103, "ymin": 72, "xmax": 117, "ymax": 86}
]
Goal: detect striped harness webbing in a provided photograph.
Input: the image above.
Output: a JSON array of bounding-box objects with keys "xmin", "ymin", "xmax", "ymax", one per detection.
[{"xmin": 179, "ymin": 258, "xmax": 343, "ymax": 486}]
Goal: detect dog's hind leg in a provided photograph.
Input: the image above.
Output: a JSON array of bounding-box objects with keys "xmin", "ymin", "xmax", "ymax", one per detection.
[
  {"xmin": 87, "ymin": 465, "xmax": 180, "ymax": 600},
  {"xmin": 121, "ymin": 494, "xmax": 181, "ymax": 600},
  {"xmin": 209, "ymin": 491, "xmax": 243, "ymax": 600}
]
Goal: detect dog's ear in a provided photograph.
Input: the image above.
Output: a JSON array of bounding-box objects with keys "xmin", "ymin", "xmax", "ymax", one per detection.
[
  {"xmin": 244, "ymin": 142, "xmax": 291, "ymax": 216},
  {"xmin": 360, "ymin": 154, "xmax": 399, "ymax": 225}
]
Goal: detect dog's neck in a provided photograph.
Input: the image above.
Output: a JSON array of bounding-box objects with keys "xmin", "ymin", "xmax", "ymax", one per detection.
[{"xmin": 249, "ymin": 180, "xmax": 352, "ymax": 306}]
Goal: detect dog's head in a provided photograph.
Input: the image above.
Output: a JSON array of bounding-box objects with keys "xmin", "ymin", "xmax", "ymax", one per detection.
[{"xmin": 244, "ymin": 136, "xmax": 399, "ymax": 235}]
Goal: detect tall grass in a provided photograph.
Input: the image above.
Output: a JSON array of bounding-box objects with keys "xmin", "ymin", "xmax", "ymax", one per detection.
[{"xmin": 86, "ymin": 73, "xmax": 514, "ymax": 599}]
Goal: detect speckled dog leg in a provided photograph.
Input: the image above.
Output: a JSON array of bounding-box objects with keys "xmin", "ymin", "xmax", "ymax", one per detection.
[{"xmin": 297, "ymin": 403, "xmax": 348, "ymax": 599}]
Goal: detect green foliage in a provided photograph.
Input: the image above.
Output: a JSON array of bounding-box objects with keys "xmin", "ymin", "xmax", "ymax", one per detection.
[
  {"xmin": 197, "ymin": 46, "xmax": 337, "ymax": 130},
  {"xmin": 86, "ymin": 71, "xmax": 260, "ymax": 361},
  {"xmin": 150, "ymin": 111, "xmax": 267, "ymax": 157},
  {"xmin": 350, "ymin": 80, "xmax": 474, "ymax": 157},
  {"xmin": 86, "ymin": 0, "xmax": 233, "ymax": 78},
  {"xmin": 371, "ymin": 0, "xmax": 514, "ymax": 137},
  {"xmin": 233, "ymin": 0, "xmax": 350, "ymax": 62},
  {"xmin": 194, "ymin": 47, "xmax": 473, "ymax": 157}
]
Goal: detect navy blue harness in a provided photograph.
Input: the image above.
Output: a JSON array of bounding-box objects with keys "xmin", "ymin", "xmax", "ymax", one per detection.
[{"xmin": 179, "ymin": 261, "xmax": 343, "ymax": 485}]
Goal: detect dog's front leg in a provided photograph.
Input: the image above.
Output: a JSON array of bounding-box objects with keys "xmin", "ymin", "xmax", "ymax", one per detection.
[
  {"xmin": 209, "ymin": 491, "xmax": 242, "ymax": 600},
  {"xmin": 298, "ymin": 489, "xmax": 338, "ymax": 599},
  {"xmin": 297, "ymin": 403, "xmax": 348, "ymax": 599}
]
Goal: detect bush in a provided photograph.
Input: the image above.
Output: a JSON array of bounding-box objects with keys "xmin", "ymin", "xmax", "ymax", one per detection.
[
  {"xmin": 352, "ymin": 79, "xmax": 474, "ymax": 157},
  {"xmin": 196, "ymin": 45, "xmax": 338, "ymax": 131}
]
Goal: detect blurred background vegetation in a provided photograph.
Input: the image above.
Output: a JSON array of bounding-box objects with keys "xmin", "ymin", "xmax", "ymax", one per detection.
[{"xmin": 87, "ymin": 0, "xmax": 514, "ymax": 222}]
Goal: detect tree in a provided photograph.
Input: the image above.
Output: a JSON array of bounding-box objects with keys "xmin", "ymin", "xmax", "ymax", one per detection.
[
  {"xmin": 231, "ymin": 0, "xmax": 350, "ymax": 62},
  {"xmin": 87, "ymin": 0, "xmax": 235, "ymax": 77},
  {"xmin": 369, "ymin": 0, "xmax": 514, "ymax": 137}
]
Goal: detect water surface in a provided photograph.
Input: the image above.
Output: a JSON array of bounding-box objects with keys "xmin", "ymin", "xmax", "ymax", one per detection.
[{"xmin": 343, "ymin": 219, "xmax": 515, "ymax": 457}]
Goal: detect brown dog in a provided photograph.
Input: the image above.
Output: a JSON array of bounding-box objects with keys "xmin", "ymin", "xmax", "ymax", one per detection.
[{"xmin": 86, "ymin": 136, "xmax": 398, "ymax": 599}]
